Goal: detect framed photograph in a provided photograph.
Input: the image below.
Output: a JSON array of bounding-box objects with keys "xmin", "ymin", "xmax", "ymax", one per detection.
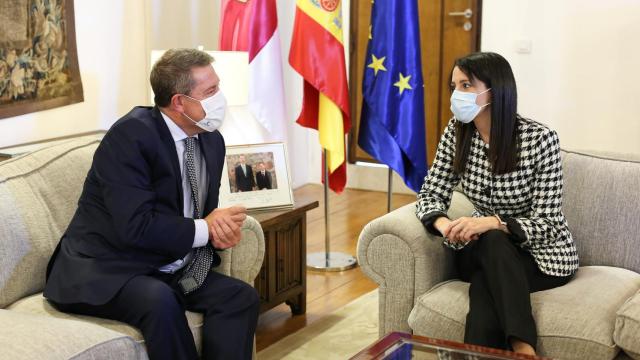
[{"xmin": 219, "ymin": 142, "xmax": 294, "ymax": 211}]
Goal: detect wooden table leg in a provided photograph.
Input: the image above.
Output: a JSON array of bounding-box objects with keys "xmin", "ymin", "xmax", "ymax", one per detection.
[{"xmin": 285, "ymin": 291, "xmax": 306, "ymax": 315}]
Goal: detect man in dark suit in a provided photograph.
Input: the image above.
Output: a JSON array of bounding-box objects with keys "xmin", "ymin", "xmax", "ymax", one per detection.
[
  {"xmin": 234, "ymin": 155, "xmax": 255, "ymax": 192},
  {"xmin": 43, "ymin": 49, "xmax": 259, "ymax": 360},
  {"xmin": 255, "ymin": 162, "xmax": 272, "ymax": 190}
]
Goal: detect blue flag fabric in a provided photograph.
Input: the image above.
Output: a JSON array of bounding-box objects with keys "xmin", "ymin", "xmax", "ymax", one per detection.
[{"xmin": 358, "ymin": 0, "xmax": 427, "ymax": 192}]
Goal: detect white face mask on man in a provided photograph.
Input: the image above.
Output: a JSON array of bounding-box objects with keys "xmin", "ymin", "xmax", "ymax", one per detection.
[{"xmin": 181, "ymin": 91, "xmax": 227, "ymax": 132}]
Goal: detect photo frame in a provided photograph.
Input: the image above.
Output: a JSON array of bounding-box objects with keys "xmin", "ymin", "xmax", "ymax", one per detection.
[{"xmin": 219, "ymin": 142, "xmax": 294, "ymax": 211}]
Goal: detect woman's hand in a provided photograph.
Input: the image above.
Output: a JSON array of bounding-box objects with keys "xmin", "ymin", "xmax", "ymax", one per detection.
[
  {"xmin": 444, "ymin": 216, "xmax": 500, "ymax": 243},
  {"xmin": 434, "ymin": 217, "xmax": 452, "ymax": 238}
]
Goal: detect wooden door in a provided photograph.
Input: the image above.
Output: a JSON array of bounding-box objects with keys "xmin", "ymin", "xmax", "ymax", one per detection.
[{"xmin": 348, "ymin": 0, "xmax": 482, "ymax": 166}]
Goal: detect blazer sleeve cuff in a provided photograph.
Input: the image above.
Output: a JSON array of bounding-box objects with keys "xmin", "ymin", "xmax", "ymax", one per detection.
[
  {"xmin": 421, "ymin": 211, "xmax": 449, "ymax": 237},
  {"xmin": 505, "ymin": 217, "xmax": 527, "ymax": 244}
]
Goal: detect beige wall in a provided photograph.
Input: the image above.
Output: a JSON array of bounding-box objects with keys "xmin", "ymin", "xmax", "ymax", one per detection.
[{"xmin": 0, "ymin": 0, "xmax": 148, "ymax": 148}]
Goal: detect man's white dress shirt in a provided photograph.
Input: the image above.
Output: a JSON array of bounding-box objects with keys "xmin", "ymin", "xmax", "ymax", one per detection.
[{"xmin": 159, "ymin": 111, "xmax": 210, "ymax": 273}]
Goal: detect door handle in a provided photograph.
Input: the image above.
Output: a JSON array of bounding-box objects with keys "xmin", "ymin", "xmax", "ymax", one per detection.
[{"xmin": 448, "ymin": 8, "xmax": 473, "ymax": 18}]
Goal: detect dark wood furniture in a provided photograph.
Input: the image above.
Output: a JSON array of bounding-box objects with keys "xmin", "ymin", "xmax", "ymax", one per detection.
[
  {"xmin": 250, "ymin": 194, "xmax": 319, "ymax": 315},
  {"xmin": 350, "ymin": 332, "xmax": 549, "ymax": 360}
]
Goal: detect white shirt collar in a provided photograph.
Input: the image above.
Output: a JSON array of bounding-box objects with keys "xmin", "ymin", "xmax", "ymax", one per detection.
[{"xmin": 159, "ymin": 110, "xmax": 197, "ymax": 143}]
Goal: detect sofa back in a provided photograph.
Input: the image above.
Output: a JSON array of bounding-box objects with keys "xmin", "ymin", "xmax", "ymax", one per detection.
[
  {"xmin": 561, "ymin": 150, "xmax": 640, "ymax": 273},
  {"xmin": 0, "ymin": 137, "xmax": 99, "ymax": 308}
]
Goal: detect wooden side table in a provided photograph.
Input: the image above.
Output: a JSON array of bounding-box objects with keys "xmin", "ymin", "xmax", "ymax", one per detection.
[{"xmin": 250, "ymin": 194, "xmax": 319, "ymax": 315}]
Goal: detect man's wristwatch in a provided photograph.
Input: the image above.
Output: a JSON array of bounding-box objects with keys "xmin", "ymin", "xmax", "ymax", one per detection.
[{"xmin": 494, "ymin": 214, "xmax": 507, "ymax": 228}]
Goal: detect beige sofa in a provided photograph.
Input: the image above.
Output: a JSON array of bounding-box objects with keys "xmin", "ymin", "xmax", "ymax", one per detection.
[
  {"xmin": 358, "ymin": 150, "xmax": 640, "ymax": 359},
  {"xmin": 0, "ymin": 136, "xmax": 265, "ymax": 359}
]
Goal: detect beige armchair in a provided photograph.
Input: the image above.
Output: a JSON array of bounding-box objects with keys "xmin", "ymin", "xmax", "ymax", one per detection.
[
  {"xmin": 357, "ymin": 150, "xmax": 640, "ymax": 360},
  {"xmin": 0, "ymin": 136, "xmax": 265, "ymax": 359}
]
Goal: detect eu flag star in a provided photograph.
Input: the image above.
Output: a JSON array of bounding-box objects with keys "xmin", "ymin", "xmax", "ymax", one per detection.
[
  {"xmin": 393, "ymin": 72, "xmax": 412, "ymax": 95},
  {"xmin": 368, "ymin": 54, "xmax": 387, "ymax": 76}
]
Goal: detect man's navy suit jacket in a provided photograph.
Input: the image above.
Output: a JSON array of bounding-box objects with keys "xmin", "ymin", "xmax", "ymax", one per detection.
[{"xmin": 44, "ymin": 106, "xmax": 225, "ymax": 306}]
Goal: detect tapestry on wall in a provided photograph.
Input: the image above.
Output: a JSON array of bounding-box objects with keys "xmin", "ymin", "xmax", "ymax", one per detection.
[{"xmin": 0, "ymin": 0, "xmax": 83, "ymax": 120}]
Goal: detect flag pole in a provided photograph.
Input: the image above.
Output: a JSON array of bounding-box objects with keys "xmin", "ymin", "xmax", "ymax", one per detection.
[
  {"xmin": 307, "ymin": 149, "xmax": 357, "ymax": 272},
  {"xmin": 387, "ymin": 167, "xmax": 393, "ymax": 213}
]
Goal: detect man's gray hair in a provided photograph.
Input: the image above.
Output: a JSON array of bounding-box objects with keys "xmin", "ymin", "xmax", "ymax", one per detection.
[{"xmin": 150, "ymin": 48, "xmax": 214, "ymax": 107}]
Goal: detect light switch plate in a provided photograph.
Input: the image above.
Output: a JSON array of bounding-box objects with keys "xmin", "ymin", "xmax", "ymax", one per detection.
[{"xmin": 516, "ymin": 39, "xmax": 532, "ymax": 54}]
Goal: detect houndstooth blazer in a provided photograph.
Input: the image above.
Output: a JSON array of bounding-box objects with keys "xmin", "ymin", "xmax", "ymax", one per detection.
[{"xmin": 416, "ymin": 117, "xmax": 579, "ymax": 277}]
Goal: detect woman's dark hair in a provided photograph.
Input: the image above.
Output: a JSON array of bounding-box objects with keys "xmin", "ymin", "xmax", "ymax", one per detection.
[{"xmin": 451, "ymin": 52, "xmax": 519, "ymax": 175}]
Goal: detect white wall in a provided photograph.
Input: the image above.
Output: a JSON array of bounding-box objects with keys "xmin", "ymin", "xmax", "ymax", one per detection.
[
  {"xmin": 0, "ymin": 0, "xmax": 316, "ymax": 189},
  {"xmin": 481, "ymin": 0, "xmax": 640, "ymax": 155},
  {"xmin": 4, "ymin": 1, "xmax": 635, "ymax": 192},
  {"xmin": 148, "ymin": 0, "xmax": 443, "ymax": 195},
  {"xmin": 344, "ymin": 0, "xmax": 640, "ymax": 196},
  {"xmin": 147, "ymin": 0, "xmax": 218, "ymax": 51},
  {"xmin": 274, "ymin": 0, "xmax": 315, "ymax": 190},
  {"xmin": 147, "ymin": 0, "xmax": 314, "ymax": 189},
  {"xmin": 0, "ymin": 1, "xmax": 148, "ymax": 148},
  {"xmin": 272, "ymin": 0, "xmax": 413, "ymax": 194}
]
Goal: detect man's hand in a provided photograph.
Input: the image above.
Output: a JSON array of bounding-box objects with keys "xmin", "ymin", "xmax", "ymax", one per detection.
[
  {"xmin": 444, "ymin": 216, "xmax": 500, "ymax": 243},
  {"xmin": 204, "ymin": 206, "xmax": 247, "ymax": 250}
]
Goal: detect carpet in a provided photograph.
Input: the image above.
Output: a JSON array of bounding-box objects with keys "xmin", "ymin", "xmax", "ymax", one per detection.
[{"xmin": 257, "ymin": 290, "xmax": 379, "ymax": 360}]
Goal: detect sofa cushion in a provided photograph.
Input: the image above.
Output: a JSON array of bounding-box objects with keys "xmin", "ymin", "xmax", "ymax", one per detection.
[
  {"xmin": 0, "ymin": 137, "xmax": 100, "ymax": 308},
  {"xmin": 8, "ymin": 292, "xmax": 205, "ymax": 354},
  {"xmin": 0, "ymin": 309, "xmax": 145, "ymax": 359},
  {"xmin": 562, "ymin": 151, "xmax": 640, "ymax": 273},
  {"xmin": 408, "ymin": 266, "xmax": 640, "ymax": 360},
  {"xmin": 615, "ymin": 290, "xmax": 640, "ymax": 359}
]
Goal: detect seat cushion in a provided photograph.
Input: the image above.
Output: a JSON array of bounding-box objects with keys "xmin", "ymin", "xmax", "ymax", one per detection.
[
  {"xmin": 615, "ymin": 290, "xmax": 640, "ymax": 359},
  {"xmin": 0, "ymin": 309, "xmax": 145, "ymax": 360},
  {"xmin": 7, "ymin": 293, "xmax": 205, "ymax": 354},
  {"xmin": 408, "ymin": 266, "xmax": 640, "ymax": 360}
]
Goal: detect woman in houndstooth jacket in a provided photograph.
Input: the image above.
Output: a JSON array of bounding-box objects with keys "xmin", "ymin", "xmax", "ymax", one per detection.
[{"xmin": 416, "ymin": 52, "xmax": 579, "ymax": 355}]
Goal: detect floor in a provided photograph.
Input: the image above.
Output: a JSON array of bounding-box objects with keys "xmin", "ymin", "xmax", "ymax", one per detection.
[{"xmin": 255, "ymin": 184, "xmax": 417, "ymax": 351}]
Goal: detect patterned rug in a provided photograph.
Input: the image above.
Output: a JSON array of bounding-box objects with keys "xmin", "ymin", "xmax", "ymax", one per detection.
[{"xmin": 257, "ymin": 290, "xmax": 379, "ymax": 359}]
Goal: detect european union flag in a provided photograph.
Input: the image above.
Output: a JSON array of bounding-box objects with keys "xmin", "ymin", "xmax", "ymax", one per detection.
[{"xmin": 358, "ymin": 0, "xmax": 427, "ymax": 192}]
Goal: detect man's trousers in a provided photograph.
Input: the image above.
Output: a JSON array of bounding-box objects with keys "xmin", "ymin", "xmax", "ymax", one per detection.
[{"xmin": 51, "ymin": 270, "xmax": 260, "ymax": 360}]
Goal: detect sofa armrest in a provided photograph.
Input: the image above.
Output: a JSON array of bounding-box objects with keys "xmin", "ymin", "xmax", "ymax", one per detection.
[
  {"xmin": 357, "ymin": 203, "xmax": 453, "ymax": 336},
  {"xmin": 215, "ymin": 215, "xmax": 265, "ymax": 286},
  {"xmin": 357, "ymin": 191, "xmax": 473, "ymax": 336}
]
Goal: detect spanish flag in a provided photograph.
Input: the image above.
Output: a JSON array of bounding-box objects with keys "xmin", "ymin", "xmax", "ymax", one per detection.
[{"xmin": 289, "ymin": 0, "xmax": 350, "ymax": 193}]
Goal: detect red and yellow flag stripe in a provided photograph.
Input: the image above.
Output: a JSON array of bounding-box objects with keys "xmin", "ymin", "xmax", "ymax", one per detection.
[{"xmin": 289, "ymin": 0, "xmax": 350, "ymax": 193}]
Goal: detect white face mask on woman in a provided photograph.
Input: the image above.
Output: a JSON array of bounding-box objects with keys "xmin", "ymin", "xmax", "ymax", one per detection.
[
  {"xmin": 450, "ymin": 88, "xmax": 491, "ymax": 123},
  {"xmin": 181, "ymin": 91, "xmax": 227, "ymax": 132}
]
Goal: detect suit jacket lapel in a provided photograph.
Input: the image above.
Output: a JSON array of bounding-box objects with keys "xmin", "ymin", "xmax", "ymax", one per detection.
[{"xmin": 151, "ymin": 107, "xmax": 184, "ymax": 215}]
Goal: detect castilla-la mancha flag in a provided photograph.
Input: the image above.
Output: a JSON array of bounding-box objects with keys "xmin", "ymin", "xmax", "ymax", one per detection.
[
  {"xmin": 289, "ymin": 0, "xmax": 350, "ymax": 193},
  {"xmin": 219, "ymin": 0, "xmax": 286, "ymax": 142}
]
